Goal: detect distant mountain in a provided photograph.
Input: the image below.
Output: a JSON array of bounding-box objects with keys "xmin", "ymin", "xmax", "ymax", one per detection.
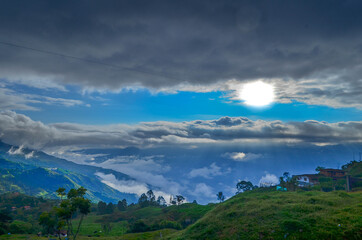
[
  {"xmin": 0, "ymin": 142, "xmax": 138, "ymax": 203},
  {"xmin": 0, "ymin": 157, "xmax": 137, "ymax": 203},
  {"xmin": 0, "ymin": 142, "xmax": 132, "ymax": 181}
]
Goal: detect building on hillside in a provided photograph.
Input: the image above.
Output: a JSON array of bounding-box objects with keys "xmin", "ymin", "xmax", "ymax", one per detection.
[
  {"xmin": 319, "ymin": 169, "xmax": 346, "ymax": 179},
  {"xmin": 294, "ymin": 168, "xmax": 348, "ymax": 187},
  {"xmin": 294, "ymin": 174, "xmax": 320, "ymax": 187},
  {"xmin": 24, "ymin": 206, "xmax": 31, "ymax": 210}
]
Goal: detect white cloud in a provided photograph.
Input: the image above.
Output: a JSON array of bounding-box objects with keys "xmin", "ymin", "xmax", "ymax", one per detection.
[
  {"xmin": 189, "ymin": 183, "xmax": 214, "ymax": 199},
  {"xmin": 88, "ymin": 155, "xmax": 182, "ymax": 198},
  {"xmin": 0, "ymin": 88, "xmax": 39, "ymax": 111},
  {"xmin": 222, "ymin": 152, "xmax": 263, "ymax": 162},
  {"xmin": 95, "ymin": 172, "xmax": 171, "ymax": 201},
  {"xmin": 259, "ymin": 173, "xmax": 279, "ymax": 187},
  {"xmin": 7, "ymin": 145, "xmax": 25, "ymax": 155},
  {"xmin": 25, "ymin": 151, "xmax": 35, "ymax": 159},
  {"xmin": 188, "ymin": 163, "xmax": 228, "ymax": 179},
  {"xmin": 0, "ymin": 85, "xmax": 86, "ymax": 111}
]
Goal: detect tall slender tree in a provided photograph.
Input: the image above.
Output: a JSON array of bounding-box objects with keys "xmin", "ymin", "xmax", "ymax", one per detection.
[
  {"xmin": 156, "ymin": 196, "xmax": 166, "ymax": 206},
  {"xmin": 146, "ymin": 190, "xmax": 156, "ymax": 203},
  {"xmin": 54, "ymin": 187, "xmax": 91, "ymax": 240},
  {"xmin": 216, "ymin": 192, "xmax": 225, "ymax": 202},
  {"xmin": 138, "ymin": 193, "xmax": 149, "ymax": 208},
  {"xmin": 176, "ymin": 195, "xmax": 185, "ymax": 205},
  {"xmin": 117, "ymin": 199, "xmax": 127, "ymax": 211},
  {"xmin": 97, "ymin": 201, "xmax": 107, "ymax": 214}
]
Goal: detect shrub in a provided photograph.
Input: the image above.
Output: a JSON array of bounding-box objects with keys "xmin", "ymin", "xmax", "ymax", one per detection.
[
  {"xmin": 152, "ymin": 220, "xmax": 182, "ymax": 230},
  {"xmin": 129, "ymin": 220, "xmax": 150, "ymax": 233},
  {"xmin": 9, "ymin": 220, "xmax": 32, "ymax": 234}
]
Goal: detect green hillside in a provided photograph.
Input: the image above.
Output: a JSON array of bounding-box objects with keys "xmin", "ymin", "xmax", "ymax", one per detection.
[
  {"xmin": 0, "ymin": 192, "xmax": 212, "ymax": 239},
  {"xmin": 2, "ymin": 190, "xmax": 361, "ymax": 240},
  {"xmin": 170, "ymin": 190, "xmax": 362, "ymax": 240},
  {"xmin": 0, "ymin": 141, "xmax": 139, "ymax": 203},
  {"xmin": 0, "ymin": 141, "xmax": 133, "ymax": 183},
  {"xmin": 0, "ymin": 158, "xmax": 136, "ymax": 203}
]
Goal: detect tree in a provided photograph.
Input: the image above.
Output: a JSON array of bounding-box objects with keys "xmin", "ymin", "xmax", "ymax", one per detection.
[
  {"xmin": 146, "ymin": 190, "xmax": 156, "ymax": 203},
  {"xmin": 39, "ymin": 211, "xmax": 64, "ymax": 239},
  {"xmin": 106, "ymin": 202, "xmax": 114, "ymax": 214},
  {"xmin": 169, "ymin": 195, "xmax": 177, "ymax": 205},
  {"xmin": 130, "ymin": 220, "xmax": 149, "ymax": 233},
  {"xmin": 54, "ymin": 187, "xmax": 91, "ymax": 240},
  {"xmin": 283, "ymin": 172, "xmax": 291, "ymax": 182},
  {"xmin": 279, "ymin": 176, "xmax": 286, "ymax": 188},
  {"xmin": 117, "ymin": 199, "xmax": 127, "ymax": 211},
  {"xmin": 157, "ymin": 196, "xmax": 167, "ymax": 206},
  {"xmin": 342, "ymin": 160, "xmax": 358, "ymax": 170},
  {"xmin": 9, "ymin": 220, "xmax": 32, "ymax": 234},
  {"xmin": 175, "ymin": 195, "xmax": 185, "ymax": 205},
  {"xmin": 0, "ymin": 211, "xmax": 12, "ymax": 235},
  {"xmin": 39, "ymin": 212, "xmax": 55, "ymax": 236},
  {"xmin": 287, "ymin": 177, "xmax": 298, "ymax": 191},
  {"xmin": 97, "ymin": 201, "xmax": 107, "ymax": 214},
  {"xmin": 315, "ymin": 166, "xmax": 325, "ymax": 173},
  {"xmin": 122, "ymin": 199, "xmax": 127, "ymax": 209},
  {"xmin": 56, "ymin": 187, "xmax": 66, "ymax": 200},
  {"xmin": 138, "ymin": 193, "xmax": 149, "ymax": 208},
  {"xmin": 216, "ymin": 192, "xmax": 225, "ymax": 202},
  {"xmin": 236, "ymin": 180, "xmax": 254, "ymax": 193},
  {"xmin": 279, "ymin": 172, "xmax": 297, "ymax": 191}
]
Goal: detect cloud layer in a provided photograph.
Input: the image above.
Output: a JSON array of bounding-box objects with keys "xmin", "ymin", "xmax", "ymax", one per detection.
[
  {"xmin": 0, "ymin": 111, "xmax": 361, "ymax": 151},
  {"xmin": 0, "ymin": 1, "xmax": 361, "ymax": 108}
]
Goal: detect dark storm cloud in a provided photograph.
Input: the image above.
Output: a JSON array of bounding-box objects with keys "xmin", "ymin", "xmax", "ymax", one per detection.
[
  {"xmin": 212, "ymin": 116, "xmax": 252, "ymax": 127},
  {"xmin": 0, "ymin": 112, "xmax": 361, "ymax": 150},
  {"xmin": 0, "ymin": 0, "xmax": 362, "ymax": 107}
]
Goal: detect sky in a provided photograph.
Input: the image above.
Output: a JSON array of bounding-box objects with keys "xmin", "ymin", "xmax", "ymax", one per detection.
[{"xmin": 0, "ymin": 0, "xmax": 362, "ymax": 203}]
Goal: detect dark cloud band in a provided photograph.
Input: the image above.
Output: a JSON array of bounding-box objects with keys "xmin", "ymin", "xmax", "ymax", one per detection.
[{"xmin": 0, "ymin": 0, "xmax": 361, "ymax": 107}]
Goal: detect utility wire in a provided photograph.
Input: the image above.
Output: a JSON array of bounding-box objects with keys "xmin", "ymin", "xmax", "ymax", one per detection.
[{"xmin": 0, "ymin": 40, "xmax": 181, "ymax": 81}]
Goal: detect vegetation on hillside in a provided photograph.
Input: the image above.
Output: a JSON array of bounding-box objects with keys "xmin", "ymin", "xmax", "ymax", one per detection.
[
  {"xmin": 0, "ymin": 158, "xmax": 136, "ymax": 203},
  {"xmin": 0, "ymin": 159, "xmax": 361, "ymax": 239},
  {"xmin": 0, "ymin": 190, "xmax": 213, "ymax": 239},
  {"xmin": 0, "ymin": 142, "xmax": 138, "ymax": 203},
  {"xmin": 170, "ymin": 189, "xmax": 362, "ymax": 240}
]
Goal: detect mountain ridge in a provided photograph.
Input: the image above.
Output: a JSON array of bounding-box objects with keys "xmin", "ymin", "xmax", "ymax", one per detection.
[{"xmin": 0, "ymin": 142, "xmax": 138, "ymax": 203}]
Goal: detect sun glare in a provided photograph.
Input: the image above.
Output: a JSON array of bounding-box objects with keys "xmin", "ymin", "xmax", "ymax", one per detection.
[{"xmin": 239, "ymin": 81, "xmax": 275, "ymax": 107}]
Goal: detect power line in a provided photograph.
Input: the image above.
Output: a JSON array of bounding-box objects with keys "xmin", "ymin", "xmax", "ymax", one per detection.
[{"xmin": 0, "ymin": 40, "xmax": 181, "ymax": 81}]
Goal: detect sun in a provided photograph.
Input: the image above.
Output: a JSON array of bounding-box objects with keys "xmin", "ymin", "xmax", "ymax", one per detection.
[{"xmin": 239, "ymin": 81, "xmax": 275, "ymax": 107}]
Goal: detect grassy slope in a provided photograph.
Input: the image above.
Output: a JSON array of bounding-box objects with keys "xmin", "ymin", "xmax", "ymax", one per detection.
[
  {"xmin": 1, "ymin": 190, "xmax": 361, "ymax": 239},
  {"xmin": 169, "ymin": 190, "xmax": 362, "ymax": 240},
  {"xmin": 0, "ymin": 229, "xmax": 178, "ymax": 240},
  {"xmin": 71, "ymin": 203, "xmax": 214, "ymax": 237}
]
